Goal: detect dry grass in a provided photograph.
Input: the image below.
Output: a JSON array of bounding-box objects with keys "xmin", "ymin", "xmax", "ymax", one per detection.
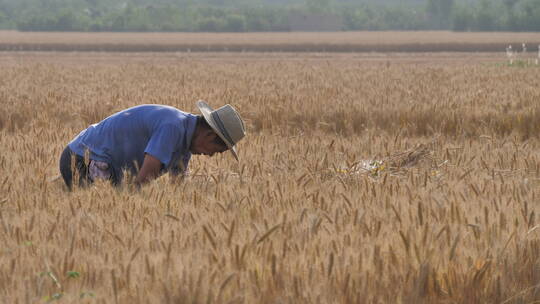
[
  {"xmin": 2, "ymin": 30, "xmax": 540, "ymax": 52},
  {"xmin": 1, "ymin": 52, "xmax": 540, "ymax": 303}
]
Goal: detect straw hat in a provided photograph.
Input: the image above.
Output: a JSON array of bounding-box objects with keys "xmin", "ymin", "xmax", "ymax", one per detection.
[{"xmin": 196, "ymin": 100, "xmax": 246, "ymax": 160}]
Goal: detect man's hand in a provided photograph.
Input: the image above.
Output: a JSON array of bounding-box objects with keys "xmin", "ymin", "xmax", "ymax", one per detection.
[{"xmin": 135, "ymin": 153, "xmax": 162, "ymax": 185}]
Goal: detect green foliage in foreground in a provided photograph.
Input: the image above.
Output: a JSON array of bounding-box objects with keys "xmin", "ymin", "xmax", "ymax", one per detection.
[{"xmin": 0, "ymin": 0, "xmax": 540, "ymax": 31}]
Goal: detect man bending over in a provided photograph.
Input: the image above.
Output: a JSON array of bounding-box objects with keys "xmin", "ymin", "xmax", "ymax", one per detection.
[{"xmin": 59, "ymin": 100, "xmax": 246, "ymax": 190}]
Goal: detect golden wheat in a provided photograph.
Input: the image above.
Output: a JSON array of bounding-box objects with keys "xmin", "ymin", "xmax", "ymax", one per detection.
[{"xmin": 0, "ymin": 51, "xmax": 539, "ymax": 303}]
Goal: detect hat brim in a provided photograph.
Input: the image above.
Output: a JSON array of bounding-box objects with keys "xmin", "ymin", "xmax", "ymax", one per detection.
[{"xmin": 196, "ymin": 100, "xmax": 239, "ymax": 161}]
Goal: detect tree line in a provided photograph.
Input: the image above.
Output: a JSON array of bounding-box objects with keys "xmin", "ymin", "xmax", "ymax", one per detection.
[{"xmin": 0, "ymin": 0, "xmax": 540, "ymax": 32}]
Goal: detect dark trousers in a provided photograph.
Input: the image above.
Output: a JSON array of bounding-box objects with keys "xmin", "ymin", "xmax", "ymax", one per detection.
[
  {"xmin": 59, "ymin": 146, "xmax": 119, "ymax": 190},
  {"xmin": 59, "ymin": 146, "xmax": 91, "ymax": 190}
]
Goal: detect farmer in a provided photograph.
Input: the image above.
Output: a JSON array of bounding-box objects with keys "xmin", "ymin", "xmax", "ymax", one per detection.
[{"xmin": 59, "ymin": 101, "xmax": 246, "ymax": 190}]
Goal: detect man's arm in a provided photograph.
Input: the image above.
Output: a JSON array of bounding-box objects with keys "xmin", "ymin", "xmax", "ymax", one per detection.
[
  {"xmin": 169, "ymin": 155, "xmax": 190, "ymax": 184},
  {"xmin": 135, "ymin": 153, "xmax": 162, "ymax": 185}
]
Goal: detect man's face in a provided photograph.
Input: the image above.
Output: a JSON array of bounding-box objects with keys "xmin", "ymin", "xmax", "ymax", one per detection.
[{"xmin": 191, "ymin": 130, "xmax": 229, "ymax": 157}]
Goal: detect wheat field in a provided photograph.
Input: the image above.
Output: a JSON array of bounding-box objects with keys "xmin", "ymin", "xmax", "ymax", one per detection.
[{"xmin": 1, "ymin": 51, "xmax": 540, "ymax": 303}]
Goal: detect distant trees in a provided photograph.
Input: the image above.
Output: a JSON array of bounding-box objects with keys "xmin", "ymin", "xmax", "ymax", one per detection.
[
  {"xmin": 426, "ymin": 0, "xmax": 454, "ymax": 29},
  {"xmin": 451, "ymin": 0, "xmax": 540, "ymax": 31},
  {"xmin": 0, "ymin": 10, "xmax": 8, "ymax": 28},
  {"xmin": 17, "ymin": 10, "xmax": 91, "ymax": 31},
  {"xmin": 451, "ymin": 6, "xmax": 473, "ymax": 31},
  {"xmin": 340, "ymin": 5, "xmax": 427, "ymax": 31},
  {"xmin": 475, "ymin": 0, "xmax": 496, "ymax": 31},
  {"xmin": 519, "ymin": 0, "xmax": 540, "ymax": 30},
  {"xmin": 1, "ymin": 0, "xmax": 540, "ymax": 32},
  {"xmin": 305, "ymin": 0, "xmax": 333, "ymax": 13}
]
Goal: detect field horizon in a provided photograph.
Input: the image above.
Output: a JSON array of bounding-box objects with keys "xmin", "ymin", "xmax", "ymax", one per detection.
[{"xmin": 2, "ymin": 30, "xmax": 540, "ymax": 52}]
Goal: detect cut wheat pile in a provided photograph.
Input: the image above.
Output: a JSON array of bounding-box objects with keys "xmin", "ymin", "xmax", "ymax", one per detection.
[{"xmin": 1, "ymin": 52, "xmax": 540, "ymax": 303}]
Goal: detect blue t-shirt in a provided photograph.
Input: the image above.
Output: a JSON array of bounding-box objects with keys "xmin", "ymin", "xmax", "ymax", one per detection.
[{"xmin": 68, "ymin": 104, "xmax": 197, "ymax": 181}]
